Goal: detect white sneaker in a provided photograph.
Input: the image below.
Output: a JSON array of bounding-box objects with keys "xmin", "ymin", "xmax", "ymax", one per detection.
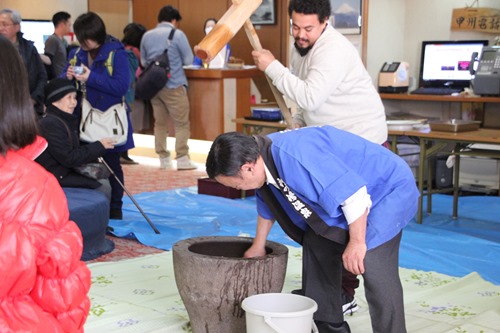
[
  {"xmin": 342, "ymin": 294, "xmax": 359, "ymax": 316},
  {"xmin": 159, "ymin": 157, "xmax": 172, "ymax": 169},
  {"xmin": 176, "ymin": 155, "xmax": 197, "ymax": 170}
]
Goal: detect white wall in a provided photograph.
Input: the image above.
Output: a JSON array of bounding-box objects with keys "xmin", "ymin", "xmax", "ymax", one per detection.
[
  {"xmin": 0, "ymin": 0, "xmax": 133, "ymax": 43},
  {"xmin": 366, "ymin": 0, "xmax": 406, "ymax": 83},
  {"xmin": 0, "ymin": 0, "xmax": 87, "ymax": 22},
  {"xmin": 367, "ymin": 0, "xmax": 500, "ymax": 84}
]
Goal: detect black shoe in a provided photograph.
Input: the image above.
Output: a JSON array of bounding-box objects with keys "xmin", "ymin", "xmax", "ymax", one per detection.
[
  {"xmin": 292, "ymin": 289, "xmax": 359, "ymax": 315},
  {"xmin": 315, "ymin": 320, "xmax": 351, "ymax": 333},
  {"xmin": 110, "ymin": 209, "xmax": 123, "ymax": 220},
  {"xmin": 120, "ymin": 156, "xmax": 139, "ymax": 165}
]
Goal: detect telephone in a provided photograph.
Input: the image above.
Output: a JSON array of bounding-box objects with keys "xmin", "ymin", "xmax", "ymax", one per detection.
[
  {"xmin": 378, "ymin": 62, "xmax": 409, "ymax": 93},
  {"xmin": 470, "ymin": 46, "xmax": 500, "ymax": 96}
]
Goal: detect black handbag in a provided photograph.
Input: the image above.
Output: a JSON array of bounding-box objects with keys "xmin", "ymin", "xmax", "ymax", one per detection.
[
  {"xmin": 73, "ymin": 162, "xmax": 110, "ymax": 180},
  {"xmin": 135, "ymin": 29, "xmax": 176, "ymax": 100}
]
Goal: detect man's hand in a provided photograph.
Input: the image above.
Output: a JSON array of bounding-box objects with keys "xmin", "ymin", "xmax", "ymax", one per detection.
[
  {"xmin": 342, "ymin": 208, "xmax": 368, "ymax": 275},
  {"xmin": 243, "ymin": 215, "xmax": 274, "ymax": 258},
  {"xmin": 243, "ymin": 243, "xmax": 267, "ymax": 258},
  {"xmin": 252, "ymin": 49, "xmax": 276, "ymax": 72},
  {"xmin": 342, "ymin": 240, "xmax": 367, "ymax": 275}
]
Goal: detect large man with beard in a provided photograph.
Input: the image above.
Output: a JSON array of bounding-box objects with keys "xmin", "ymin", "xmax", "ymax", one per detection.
[
  {"xmin": 252, "ymin": 0, "xmax": 386, "ymax": 145},
  {"xmin": 251, "ymin": 0, "xmax": 388, "ymax": 318}
]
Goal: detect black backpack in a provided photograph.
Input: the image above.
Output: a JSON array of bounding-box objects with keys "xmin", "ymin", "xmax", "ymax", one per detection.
[{"xmin": 135, "ymin": 28, "xmax": 176, "ymax": 100}]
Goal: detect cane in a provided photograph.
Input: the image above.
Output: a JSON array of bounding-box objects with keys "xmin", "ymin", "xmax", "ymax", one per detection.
[{"xmin": 98, "ymin": 157, "xmax": 161, "ymax": 234}]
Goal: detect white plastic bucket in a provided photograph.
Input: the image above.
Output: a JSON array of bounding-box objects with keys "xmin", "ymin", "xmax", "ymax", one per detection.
[{"xmin": 241, "ymin": 293, "xmax": 319, "ymax": 333}]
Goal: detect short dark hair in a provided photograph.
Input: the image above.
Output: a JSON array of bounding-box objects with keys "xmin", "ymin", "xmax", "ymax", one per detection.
[
  {"xmin": 158, "ymin": 5, "xmax": 182, "ymax": 23},
  {"xmin": 73, "ymin": 12, "xmax": 107, "ymax": 47},
  {"xmin": 288, "ymin": 0, "xmax": 331, "ymax": 24},
  {"xmin": 204, "ymin": 18, "xmax": 217, "ymax": 30},
  {"xmin": 0, "ymin": 35, "xmax": 38, "ymax": 154},
  {"xmin": 52, "ymin": 11, "xmax": 71, "ymax": 27},
  {"xmin": 206, "ymin": 132, "xmax": 260, "ymax": 178},
  {"xmin": 122, "ymin": 23, "xmax": 146, "ymax": 49}
]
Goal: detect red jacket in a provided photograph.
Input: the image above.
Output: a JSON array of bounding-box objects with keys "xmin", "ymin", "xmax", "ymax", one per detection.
[{"xmin": 0, "ymin": 136, "xmax": 91, "ymax": 332}]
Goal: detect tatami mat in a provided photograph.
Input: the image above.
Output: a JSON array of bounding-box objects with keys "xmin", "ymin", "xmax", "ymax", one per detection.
[{"xmin": 85, "ymin": 247, "xmax": 500, "ymax": 333}]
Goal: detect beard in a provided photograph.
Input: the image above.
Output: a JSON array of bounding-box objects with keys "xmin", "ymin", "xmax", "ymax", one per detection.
[
  {"xmin": 294, "ymin": 38, "xmax": 312, "ymax": 57},
  {"xmin": 294, "ymin": 37, "xmax": 310, "ymax": 48}
]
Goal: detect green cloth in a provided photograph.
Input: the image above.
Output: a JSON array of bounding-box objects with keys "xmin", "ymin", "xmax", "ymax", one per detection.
[{"xmin": 86, "ymin": 246, "xmax": 500, "ymax": 332}]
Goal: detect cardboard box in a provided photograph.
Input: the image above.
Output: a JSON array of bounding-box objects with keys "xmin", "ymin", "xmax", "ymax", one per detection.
[{"xmin": 197, "ymin": 178, "xmax": 255, "ymax": 199}]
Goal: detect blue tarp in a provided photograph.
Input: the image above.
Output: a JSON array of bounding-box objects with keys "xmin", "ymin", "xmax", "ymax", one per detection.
[{"xmin": 109, "ymin": 188, "xmax": 500, "ymax": 285}]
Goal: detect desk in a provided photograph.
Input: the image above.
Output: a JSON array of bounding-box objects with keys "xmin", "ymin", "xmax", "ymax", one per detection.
[
  {"xmin": 389, "ymin": 128, "xmax": 500, "ymax": 224},
  {"xmin": 380, "ymin": 93, "xmax": 500, "ymax": 127},
  {"xmin": 380, "ymin": 93, "xmax": 500, "ymax": 103}
]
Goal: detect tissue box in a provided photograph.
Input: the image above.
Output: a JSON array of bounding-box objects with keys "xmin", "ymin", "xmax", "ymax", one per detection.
[
  {"xmin": 197, "ymin": 177, "xmax": 255, "ymax": 199},
  {"xmin": 251, "ymin": 107, "xmax": 282, "ymax": 121}
]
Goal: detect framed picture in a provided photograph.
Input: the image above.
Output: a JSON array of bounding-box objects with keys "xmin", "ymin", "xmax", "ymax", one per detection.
[
  {"xmin": 329, "ymin": 0, "xmax": 362, "ymax": 35},
  {"xmin": 250, "ymin": 0, "xmax": 276, "ymax": 25}
]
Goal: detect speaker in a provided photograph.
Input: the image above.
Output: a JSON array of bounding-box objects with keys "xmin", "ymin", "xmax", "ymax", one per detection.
[{"xmin": 435, "ymin": 156, "xmax": 453, "ymax": 189}]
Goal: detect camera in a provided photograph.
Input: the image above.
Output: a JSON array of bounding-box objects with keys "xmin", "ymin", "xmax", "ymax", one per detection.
[{"xmin": 73, "ymin": 66, "xmax": 85, "ymax": 75}]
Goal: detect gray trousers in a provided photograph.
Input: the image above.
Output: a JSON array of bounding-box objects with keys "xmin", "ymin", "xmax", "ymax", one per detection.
[{"xmin": 302, "ymin": 228, "xmax": 406, "ymax": 333}]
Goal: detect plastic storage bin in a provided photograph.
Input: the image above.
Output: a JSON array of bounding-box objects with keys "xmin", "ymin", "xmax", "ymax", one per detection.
[{"xmin": 251, "ymin": 107, "xmax": 282, "ymax": 121}]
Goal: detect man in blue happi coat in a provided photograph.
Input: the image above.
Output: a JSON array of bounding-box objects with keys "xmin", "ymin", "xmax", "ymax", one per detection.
[{"xmin": 206, "ymin": 126, "xmax": 419, "ymax": 333}]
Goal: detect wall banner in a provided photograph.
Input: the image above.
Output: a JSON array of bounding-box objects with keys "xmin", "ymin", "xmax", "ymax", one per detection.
[{"xmin": 451, "ymin": 7, "xmax": 500, "ymax": 34}]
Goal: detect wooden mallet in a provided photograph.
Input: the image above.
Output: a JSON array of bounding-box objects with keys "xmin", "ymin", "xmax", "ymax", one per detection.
[
  {"xmin": 194, "ymin": 0, "xmax": 293, "ymax": 127},
  {"xmin": 194, "ymin": 0, "xmax": 263, "ymax": 62}
]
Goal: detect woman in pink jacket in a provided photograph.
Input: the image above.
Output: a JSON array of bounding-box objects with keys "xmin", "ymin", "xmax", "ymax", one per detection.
[{"xmin": 0, "ymin": 34, "xmax": 91, "ymax": 332}]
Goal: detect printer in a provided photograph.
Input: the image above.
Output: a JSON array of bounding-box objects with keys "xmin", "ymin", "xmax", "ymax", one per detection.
[{"xmin": 378, "ymin": 62, "xmax": 409, "ymax": 93}]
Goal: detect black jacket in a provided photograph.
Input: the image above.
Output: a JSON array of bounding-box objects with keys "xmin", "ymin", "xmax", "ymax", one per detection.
[
  {"xmin": 17, "ymin": 32, "xmax": 47, "ymax": 115},
  {"xmin": 35, "ymin": 105, "xmax": 107, "ymax": 189}
]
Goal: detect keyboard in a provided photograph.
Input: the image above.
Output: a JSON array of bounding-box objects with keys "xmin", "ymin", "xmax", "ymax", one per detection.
[{"xmin": 411, "ymin": 87, "xmax": 463, "ymax": 95}]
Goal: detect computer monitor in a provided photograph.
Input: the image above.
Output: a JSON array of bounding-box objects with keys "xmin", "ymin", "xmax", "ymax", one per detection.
[
  {"xmin": 20, "ymin": 19, "xmax": 54, "ymax": 54},
  {"xmin": 418, "ymin": 40, "xmax": 489, "ymax": 89}
]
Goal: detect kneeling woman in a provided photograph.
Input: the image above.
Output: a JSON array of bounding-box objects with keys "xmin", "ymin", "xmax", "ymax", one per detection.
[{"xmin": 36, "ymin": 78, "xmax": 115, "ymax": 199}]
